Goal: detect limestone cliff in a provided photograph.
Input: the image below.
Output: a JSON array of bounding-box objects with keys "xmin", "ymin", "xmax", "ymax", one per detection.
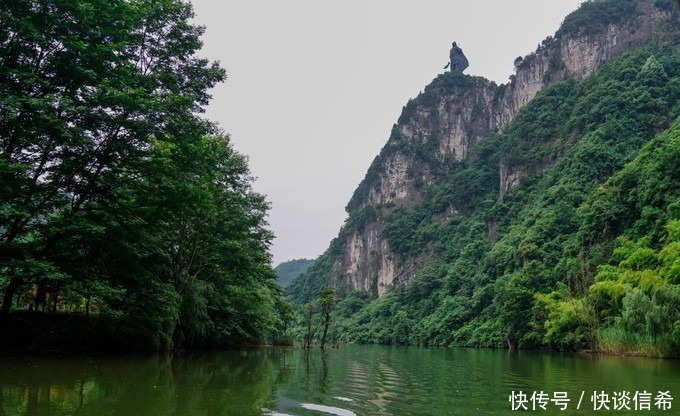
[{"xmin": 331, "ymin": 0, "xmax": 678, "ymax": 296}]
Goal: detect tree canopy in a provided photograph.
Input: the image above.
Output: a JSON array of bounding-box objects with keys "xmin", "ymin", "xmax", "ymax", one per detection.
[{"xmin": 1, "ymin": 0, "xmax": 282, "ymax": 351}]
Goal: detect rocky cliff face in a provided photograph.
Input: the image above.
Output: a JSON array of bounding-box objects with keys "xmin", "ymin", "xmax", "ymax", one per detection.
[{"xmin": 332, "ymin": 0, "xmax": 678, "ymax": 296}]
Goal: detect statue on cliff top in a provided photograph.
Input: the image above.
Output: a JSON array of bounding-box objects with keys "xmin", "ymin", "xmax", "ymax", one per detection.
[{"xmin": 443, "ymin": 41, "xmax": 469, "ymax": 73}]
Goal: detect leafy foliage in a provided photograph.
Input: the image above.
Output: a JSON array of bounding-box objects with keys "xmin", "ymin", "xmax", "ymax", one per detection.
[
  {"xmin": 556, "ymin": 0, "xmax": 640, "ymax": 38},
  {"xmin": 275, "ymin": 259, "xmax": 316, "ymax": 286},
  {"xmin": 0, "ymin": 0, "xmax": 282, "ymax": 351}
]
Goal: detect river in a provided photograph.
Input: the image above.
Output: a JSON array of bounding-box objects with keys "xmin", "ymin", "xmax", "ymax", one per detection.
[{"xmin": 1, "ymin": 345, "xmax": 678, "ymax": 415}]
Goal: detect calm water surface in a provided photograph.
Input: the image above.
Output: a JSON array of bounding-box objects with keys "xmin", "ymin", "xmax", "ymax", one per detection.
[{"xmin": 1, "ymin": 345, "xmax": 679, "ymax": 415}]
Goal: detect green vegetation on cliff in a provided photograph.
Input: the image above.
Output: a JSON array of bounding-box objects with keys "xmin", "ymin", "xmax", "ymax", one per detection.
[
  {"xmin": 556, "ymin": 0, "xmax": 640, "ymax": 38},
  {"xmin": 288, "ymin": 43, "xmax": 680, "ymax": 355}
]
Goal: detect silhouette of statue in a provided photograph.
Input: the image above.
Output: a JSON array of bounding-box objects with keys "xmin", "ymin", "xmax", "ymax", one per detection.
[{"xmin": 443, "ymin": 41, "xmax": 469, "ymax": 73}]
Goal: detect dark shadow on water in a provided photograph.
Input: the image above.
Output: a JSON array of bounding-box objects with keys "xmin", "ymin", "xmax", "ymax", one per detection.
[{"xmin": 0, "ymin": 349, "xmax": 285, "ymax": 416}]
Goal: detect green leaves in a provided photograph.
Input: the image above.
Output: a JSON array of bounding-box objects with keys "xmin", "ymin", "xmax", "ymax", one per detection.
[
  {"xmin": 0, "ymin": 0, "xmax": 277, "ymax": 351},
  {"xmin": 556, "ymin": 0, "xmax": 640, "ymax": 38}
]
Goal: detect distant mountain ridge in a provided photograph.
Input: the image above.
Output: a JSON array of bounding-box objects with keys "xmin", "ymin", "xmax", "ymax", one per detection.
[{"xmin": 275, "ymin": 259, "xmax": 315, "ymax": 286}]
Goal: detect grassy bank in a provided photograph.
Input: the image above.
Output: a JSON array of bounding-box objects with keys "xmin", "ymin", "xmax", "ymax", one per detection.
[{"xmin": 595, "ymin": 326, "xmax": 679, "ymax": 358}]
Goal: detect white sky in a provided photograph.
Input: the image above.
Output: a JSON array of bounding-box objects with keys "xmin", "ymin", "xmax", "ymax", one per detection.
[{"xmin": 189, "ymin": 0, "xmax": 584, "ymax": 267}]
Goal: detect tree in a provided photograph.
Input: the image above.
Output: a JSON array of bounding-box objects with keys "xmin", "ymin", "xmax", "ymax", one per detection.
[
  {"xmin": 302, "ymin": 301, "xmax": 316, "ymax": 349},
  {"xmin": 318, "ymin": 287, "xmax": 336, "ymax": 349},
  {"xmin": 0, "ymin": 0, "xmax": 225, "ymax": 316},
  {"xmin": 514, "ymin": 56, "xmax": 524, "ymax": 70},
  {"xmin": 131, "ymin": 133, "xmax": 275, "ymax": 348},
  {"xmin": 0, "ymin": 0, "xmax": 281, "ymax": 352},
  {"xmin": 273, "ymin": 296, "xmax": 295, "ymax": 345}
]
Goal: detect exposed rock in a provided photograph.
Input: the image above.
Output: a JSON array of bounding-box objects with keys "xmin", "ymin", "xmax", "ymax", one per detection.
[
  {"xmin": 367, "ymin": 153, "xmax": 418, "ymax": 207},
  {"xmin": 487, "ymin": 220, "xmax": 498, "ymax": 244},
  {"xmin": 499, "ymin": 161, "xmax": 522, "ymax": 202},
  {"xmin": 333, "ymin": 218, "xmax": 433, "ymax": 296},
  {"xmin": 332, "ymin": 0, "xmax": 678, "ymax": 296}
]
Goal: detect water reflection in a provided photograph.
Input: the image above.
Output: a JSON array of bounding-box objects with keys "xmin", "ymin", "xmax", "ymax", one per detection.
[
  {"xmin": 0, "ymin": 350, "xmax": 284, "ymax": 416},
  {"xmin": 300, "ymin": 403, "xmax": 356, "ymax": 416},
  {"xmin": 1, "ymin": 346, "xmax": 679, "ymax": 416}
]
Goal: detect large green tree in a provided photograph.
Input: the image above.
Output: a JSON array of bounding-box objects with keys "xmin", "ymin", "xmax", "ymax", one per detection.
[
  {"xmin": 1, "ymin": 0, "xmax": 279, "ymax": 350},
  {"xmin": 143, "ymin": 133, "xmax": 276, "ymax": 348},
  {"xmin": 0, "ymin": 0, "xmax": 223, "ymax": 315}
]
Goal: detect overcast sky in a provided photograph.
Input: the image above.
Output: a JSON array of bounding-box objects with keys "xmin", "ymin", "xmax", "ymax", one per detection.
[{"xmin": 189, "ymin": 0, "xmax": 584, "ymax": 267}]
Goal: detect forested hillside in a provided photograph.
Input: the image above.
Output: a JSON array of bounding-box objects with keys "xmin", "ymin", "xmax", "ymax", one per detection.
[
  {"xmin": 0, "ymin": 0, "xmax": 285, "ymax": 352},
  {"xmin": 275, "ymin": 259, "xmax": 315, "ymax": 287},
  {"xmin": 287, "ymin": 0, "xmax": 680, "ymax": 356}
]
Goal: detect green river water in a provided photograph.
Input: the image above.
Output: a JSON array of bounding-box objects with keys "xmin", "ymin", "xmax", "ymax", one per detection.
[{"xmin": 1, "ymin": 345, "xmax": 678, "ymax": 415}]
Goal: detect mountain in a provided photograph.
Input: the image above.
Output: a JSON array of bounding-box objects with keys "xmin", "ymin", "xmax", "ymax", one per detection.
[
  {"xmin": 275, "ymin": 259, "xmax": 315, "ymax": 286},
  {"xmin": 287, "ymin": 0, "xmax": 680, "ymax": 355}
]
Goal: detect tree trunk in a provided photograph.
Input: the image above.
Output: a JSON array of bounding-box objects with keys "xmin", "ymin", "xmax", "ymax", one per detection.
[
  {"xmin": 507, "ymin": 338, "xmax": 516, "ymax": 350},
  {"xmin": 51, "ymin": 288, "xmax": 59, "ymax": 312},
  {"xmin": 35, "ymin": 280, "xmax": 47, "ymax": 312},
  {"xmin": 320, "ymin": 314, "xmax": 330, "ymax": 350},
  {"xmin": 0, "ymin": 277, "xmax": 22, "ymax": 317},
  {"xmin": 303, "ymin": 302, "xmax": 315, "ymax": 349}
]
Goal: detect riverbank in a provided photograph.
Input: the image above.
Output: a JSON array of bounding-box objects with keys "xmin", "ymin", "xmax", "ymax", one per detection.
[
  {"xmin": 0, "ymin": 312, "xmax": 151, "ymax": 356},
  {"xmin": 594, "ymin": 326, "xmax": 678, "ymax": 358},
  {"xmin": 0, "ymin": 311, "xmax": 286, "ymax": 356},
  {"xmin": 2, "ymin": 311, "xmax": 677, "ymax": 358}
]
